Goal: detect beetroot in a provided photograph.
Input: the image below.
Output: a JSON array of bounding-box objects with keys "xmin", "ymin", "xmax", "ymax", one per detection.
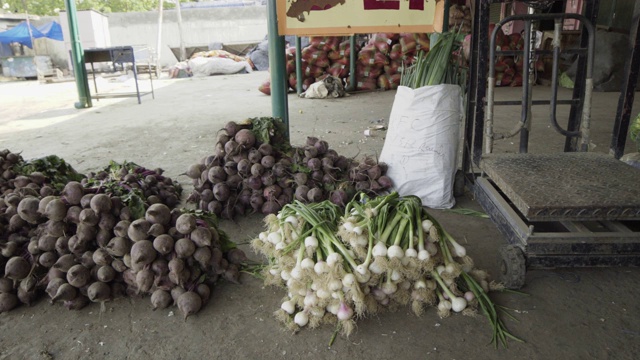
[
  {"xmin": 224, "ymin": 140, "xmax": 239, "ymax": 156},
  {"xmin": 130, "ymin": 240, "xmax": 156, "ymax": 268},
  {"xmin": 224, "ymin": 121, "xmax": 240, "ymax": 137},
  {"xmin": 207, "ymin": 201, "xmax": 223, "ymax": 215},
  {"xmin": 92, "ymin": 248, "xmax": 112, "ymax": 266},
  {"xmin": 263, "ymin": 185, "xmax": 282, "ymax": 201},
  {"xmin": 136, "ymin": 269, "xmax": 154, "ymax": 294},
  {"xmin": 5, "ymin": 256, "xmax": 30, "ymax": 281},
  {"xmin": 52, "ymin": 283, "xmax": 77, "ymax": 303},
  {"xmin": 186, "ymin": 163, "xmax": 204, "ymax": 179},
  {"xmin": 0, "ymin": 293, "xmax": 19, "ymax": 313},
  {"xmin": 314, "ymin": 140, "xmax": 329, "ymax": 155},
  {"xmin": 250, "ymin": 194, "xmax": 265, "ymax": 211},
  {"xmin": 261, "ymin": 155, "xmax": 275, "ymax": 169},
  {"xmin": 226, "ymin": 248, "xmax": 249, "ymax": 265},
  {"xmin": 248, "ymin": 149, "xmax": 262, "ymax": 164},
  {"xmin": 246, "ymin": 176, "xmax": 263, "ymax": 190},
  {"xmin": 237, "ymin": 159, "xmax": 251, "ymax": 176},
  {"xmin": 261, "ymin": 171, "xmax": 276, "ymax": 187},
  {"xmin": 175, "ymin": 214, "xmax": 197, "ymax": 235},
  {"xmin": 44, "ymin": 198, "xmax": 67, "ymax": 222},
  {"xmin": 153, "ymin": 234, "xmax": 174, "ymax": 255},
  {"xmin": 128, "ymin": 219, "xmax": 151, "ymax": 242},
  {"xmin": 194, "ymin": 247, "xmax": 212, "ymax": 268},
  {"xmin": 38, "ymin": 251, "xmax": 57, "ymax": 268},
  {"xmin": 53, "ymin": 254, "xmax": 76, "ymax": 272},
  {"xmin": 67, "ymin": 264, "xmax": 90, "ymax": 288},
  {"xmin": 258, "ymin": 143, "xmax": 273, "ymax": 156},
  {"xmin": 226, "ymin": 174, "xmax": 243, "ymax": 190},
  {"xmin": 62, "ymin": 181, "xmax": 84, "ymax": 205},
  {"xmin": 213, "ymin": 183, "xmax": 231, "ymax": 202},
  {"xmin": 175, "ymin": 238, "xmax": 196, "ymax": 258},
  {"xmin": 145, "ymin": 203, "xmax": 171, "ymax": 226},
  {"xmin": 208, "ymin": 166, "xmax": 226, "ymax": 183},
  {"xmin": 151, "ymin": 289, "xmax": 172, "ymax": 310},
  {"xmin": 87, "ymin": 281, "xmax": 111, "ymax": 302},
  {"xmin": 295, "ymin": 185, "xmax": 310, "ymax": 202},
  {"xmin": 235, "ymin": 129, "xmax": 257, "ymax": 149},
  {"xmin": 90, "ymin": 194, "xmax": 112, "ymax": 215},
  {"xmin": 251, "ymin": 163, "xmax": 264, "ymax": 176},
  {"xmin": 17, "ymin": 197, "xmax": 40, "ymax": 224},
  {"xmin": 378, "ymin": 175, "xmax": 393, "ymax": 189},
  {"xmin": 261, "ymin": 200, "xmax": 281, "ymax": 215},
  {"xmin": 97, "ymin": 265, "xmax": 116, "ymax": 283},
  {"xmin": 307, "ymin": 187, "xmax": 324, "ymax": 202},
  {"xmin": 177, "ymin": 291, "xmax": 202, "ymax": 320},
  {"xmin": 190, "ymin": 227, "xmax": 212, "ymax": 247}
]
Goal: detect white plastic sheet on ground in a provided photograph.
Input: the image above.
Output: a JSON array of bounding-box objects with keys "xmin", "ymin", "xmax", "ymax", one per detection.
[
  {"xmin": 379, "ymin": 84, "xmax": 462, "ymax": 209},
  {"xmin": 188, "ymin": 57, "xmax": 252, "ymax": 77}
]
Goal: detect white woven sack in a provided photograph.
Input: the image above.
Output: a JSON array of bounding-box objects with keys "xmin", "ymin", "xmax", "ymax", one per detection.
[{"xmin": 379, "ymin": 84, "xmax": 462, "ymax": 209}]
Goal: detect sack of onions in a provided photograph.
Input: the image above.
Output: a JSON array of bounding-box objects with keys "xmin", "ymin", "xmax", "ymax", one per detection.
[
  {"xmin": 258, "ymin": 79, "xmax": 271, "ymax": 95},
  {"xmin": 400, "ymin": 33, "xmax": 418, "ymax": 55}
]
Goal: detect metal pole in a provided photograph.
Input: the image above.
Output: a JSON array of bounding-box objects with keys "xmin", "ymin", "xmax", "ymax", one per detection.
[
  {"xmin": 267, "ymin": 0, "xmax": 289, "ymax": 139},
  {"xmin": 348, "ymin": 35, "xmax": 356, "ymax": 92},
  {"xmin": 443, "ymin": 0, "xmax": 450, "ymax": 32},
  {"xmin": 295, "ymin": 36, "xmax": 303, "ymax": 94},
  {"xmin": 64, "ymin": 0, "xmax": 91, "ymax": 108},
  {"xmin": 156, "ymin": 0, "xmax": 164, "ymax": 78},
  {"xmin": 21, "ymin": 0, "xmax": 36, "ymax": 53},
  {"xmin": 175, "ymin": 0, "xmax": 186, "ymax": 61}
]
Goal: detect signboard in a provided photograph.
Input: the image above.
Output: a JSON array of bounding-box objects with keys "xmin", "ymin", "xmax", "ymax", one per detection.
[{"xmin": 277, "ymin": 0, "xmax": 440, "ymax": 36}]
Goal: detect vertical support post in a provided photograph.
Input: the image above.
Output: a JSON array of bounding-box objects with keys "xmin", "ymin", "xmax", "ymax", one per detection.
[
  {"xmin": 156, "ymin": 0, "xmax": 164, "ymax": 78},
  {"xmin": 519, "ymin": 16, "xmax": 533, "ymax": 153},
  {"xmin": 267, "ymin": 0, "xmax": 289, "ymax": 140},
  {"xmin": 348, "ymin": 35, "xmax": 356, "ymax": 91},
  {"xmin": 565, "ymin": 0, "xmax": 599, "ymax": 152},
  {"xmin": 295, "ymin": 36, "xmax": 303, "ymax": 94},
  {"xmin": 21, "ymin": 0, "xmax": 36, "ymax": 53},
  {"xmin": 443, "ymin": 0, "xmax": 450, "ymax": 32},
  {"xmin": 610, "ymin": 0, "xmax": 640, "ymax": 158},
  {"xmin": 64, "ymin": 0, "xmax": 91, "ymax": 109},
  {"xmin": 175, "ymin": 0, "xmax": 186, "ymax": 61},
  {"xmin": 472, "ymin": 0, "xmax": 491, "ymax": 166},
  {"xmin": 462, "ymin": 0, "xmax": 483, "ymax": 174}
]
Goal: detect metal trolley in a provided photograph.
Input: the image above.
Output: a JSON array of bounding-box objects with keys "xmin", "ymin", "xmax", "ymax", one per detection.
[{"xmin": 462, "ymin": 0, "xmax": 640, "ymax": 288}]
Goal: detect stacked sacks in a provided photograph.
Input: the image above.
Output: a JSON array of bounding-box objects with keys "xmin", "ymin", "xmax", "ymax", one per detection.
[
  {"xmin": 259, "ymin": 33, "xmax": 433, "ymax": 94},
  {"xmin": 491, "ymin": 28, "xmax": 545, "ymax": 87},
  {"xmin": 448, "ymin": 4, "xmax": 472, "ymax": 34}
]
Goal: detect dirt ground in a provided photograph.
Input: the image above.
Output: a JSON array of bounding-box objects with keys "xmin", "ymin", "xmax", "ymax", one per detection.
[{"xmin": 1, "ymin": 72, "xmax": 639, "ymax": 360}]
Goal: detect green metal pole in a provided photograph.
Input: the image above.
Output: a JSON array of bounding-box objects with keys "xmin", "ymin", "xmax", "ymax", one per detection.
[
  {"xmin": 64, "ymin": 0, "xmax": 92, "ymax": 109},
  {"xmin": 267, "ymin": 0, "xmax": 289, "ymax": 139},
  {"xmin": 443, "ymin": 0, "xmax": 450, "ymax": 32},
  {"xmin": 347, "ymin": 35, "xmax": 356, "ymax": 91},
  {"xmin": 295, "ymin": 36, "xmax": 303, "ymax": 94}
]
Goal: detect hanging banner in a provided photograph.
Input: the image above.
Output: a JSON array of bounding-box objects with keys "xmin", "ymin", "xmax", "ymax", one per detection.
[{"xmin": 277, "ymin": 0, "xmax": 440, "ymax": 36}]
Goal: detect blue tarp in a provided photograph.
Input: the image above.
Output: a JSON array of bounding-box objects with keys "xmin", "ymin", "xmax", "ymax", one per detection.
[{"xmin": 0, "ymin": 21, "xmax": 63, "ymax": 49}]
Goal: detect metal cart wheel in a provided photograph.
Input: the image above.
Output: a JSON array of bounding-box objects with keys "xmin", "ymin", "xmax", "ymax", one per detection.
[
  {"xmin": 498, "ymin": 245, "xmax": 526, "ymax": 289},
  {"xmin": 453, "ymin": 169, "xmax": 465, "ymax": 197}
]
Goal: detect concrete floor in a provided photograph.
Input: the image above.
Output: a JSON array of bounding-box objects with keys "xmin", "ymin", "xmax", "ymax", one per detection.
[{"xmin": 0, "ymin": 72, "xmax": 639, "ymax": 359}]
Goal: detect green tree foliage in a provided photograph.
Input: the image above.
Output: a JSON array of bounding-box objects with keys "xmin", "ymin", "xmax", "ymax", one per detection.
[{"xmin": 1, "ymin": 0, "xmax": 179, "ymax": 16}]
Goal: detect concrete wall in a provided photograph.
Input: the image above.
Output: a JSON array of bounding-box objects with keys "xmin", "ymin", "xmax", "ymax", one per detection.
[
  {"xmin": 107, "ymin": 6, "xmax": 268, "ymax": 67},
  {"xmin": 18, "ymin": 6, "xmax": 267, "ymax": 71}
]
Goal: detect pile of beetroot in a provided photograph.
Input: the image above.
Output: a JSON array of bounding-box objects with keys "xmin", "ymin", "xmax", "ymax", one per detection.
[
  {"xmin": 184, "ymin": 118, "xmax": 392, "ymax": 218},
  {"xmin": 0, "ymin": 154, "xmax": 243, "ymax": 319},
  {"xmin": 1, "ymin": 118, "xmax": 390, "ymax": 318}
]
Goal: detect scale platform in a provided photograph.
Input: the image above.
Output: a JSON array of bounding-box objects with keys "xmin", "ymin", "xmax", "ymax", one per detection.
[{"xmin": 473, "ymin": 152, "xmax": 640, "ymax": 288}]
